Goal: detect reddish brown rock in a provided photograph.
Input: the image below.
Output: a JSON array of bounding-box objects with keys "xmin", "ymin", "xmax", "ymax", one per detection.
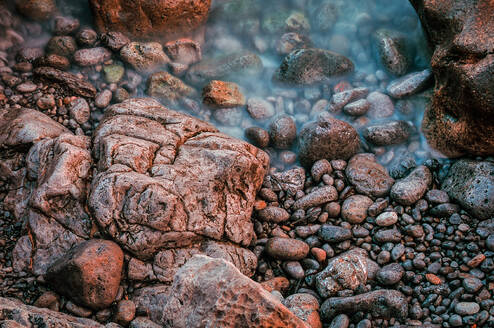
[
  {"xmin": 45, "ymin": 239, "xmax": 124, "ymax": 310},
  {"xmin": 164, "ymin": 38, "xmax": 202, "ymax": 65},
  {"xmin": 411, "ymin": 0, "xmax": 494, "ymax": 157},
  {"xmin": 89, "ymin": 0, "xmax": 211, "ymax": 41},
  {"xmin": 15, "ymin": 0, "xmax": 56, "ymax": 21},
  {"xmin": 0, "ymin": 297, "xmax": 103, "ymax": 327},
  {"xmin": 202, "ymin": 80, "xmax": 245, "ymax": 108},
  {"xmin": 346, "ymin": 153, "xmax": 394, "ymax": 198},
  {"xmin": 89, "ymin": 98, "xmax": 269, "ymax": 260},
  {"xmin": 161, "ymin": 255, "xmax": 310, "ymax": 327},
  {"xmin": 284, "ymin": 293, "xmax": 322, "ymax": 328}
]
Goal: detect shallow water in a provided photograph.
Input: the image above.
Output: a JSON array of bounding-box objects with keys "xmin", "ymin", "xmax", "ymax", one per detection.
[{"xmin": 60, "ymin": 0, "xmax": 435, "ymax": 169}]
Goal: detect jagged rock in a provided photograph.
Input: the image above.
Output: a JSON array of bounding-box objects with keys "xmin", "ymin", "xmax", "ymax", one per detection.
[
  {"xmin": 160, "ymin": 255, "xmax": 310, "ymax": 327},
  {"xmin": 89, "ymin": 0, "xmax": 211, "ymax": 41},
  {"xmin": 0, "ymin": 297, "xmax": 103, "ymax": 327},
  {"xmin": 89, "ymin": 98, "xmax": 268, "ymax": 263},
  {"xmin": 315, "ymin": 248, "xmax": 368, "ymax": 298},
  {"xmin": 34, "ymin": 66, "xmax": 96, "ymax": 97},
  {"xmin": 442, "ymin": 160, "xmax": 494, "ymax": 220},
  {"xmin": 0, "ymin": 107, "xmax": 68, "ymax": 147},
  {"xmin": 411, "ymin": 0, "xmax": 494, "ymax": 156}
]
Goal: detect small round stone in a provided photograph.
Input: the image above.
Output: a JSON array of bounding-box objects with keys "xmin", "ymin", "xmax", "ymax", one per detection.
[
  {"xmin": 114, "ymin": 300, "xmax": 136, "ymax": 326},
  {"xmin": 269, "ymin": 115, "xmax": 297, "ymax": 149},
  {"xmin": 375, "ymin": 211, "xmax": 398, "ymax": 227},
  {"xmin": 341, "ymin": 195, "xmax": 373, "ymax": 224},
  {"xmin": 283, "ymin": 261, "xmax": 305, "ymax": 279}
]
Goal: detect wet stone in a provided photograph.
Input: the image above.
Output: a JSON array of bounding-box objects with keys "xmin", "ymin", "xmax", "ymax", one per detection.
[
  {"xmin": 343, "ymin": 99, "xmax": 370, "ymax": 116},
  {"xmin": 114, "ymin": 300, "xmax": 136, "ymax": 326},
  {"xmin": 265, "ymin": 237, "xmax": 309, "ymax": 261},
  {"xmin": 391, "ymin": 166, "xmax": 432, "ymax": 206},
  {"xmin": 293, "ymin": 185, "xmax": 338, "ymax": 210},
  {"xmin": 455, "ymin": 302, "xmax": 480, "ymax": 316},
  {"xmin": 95, "ymin": 89, "xmax": 113, "ymax": 109},
  {"xmin": 376, "ymin": 263, "xmax": 404, "ymax": 285},
  {"xmin": 245, "ymin": 127, "xmax": 269, "ymax": 148},
  {"xmin": 101, "ymin": 31, "xmax": 130, "ymax": 51},
  {"xmin": 329, "ymin": 314, "xmax": 350, "ymax": 328},
  {"xmin": 425, "ymin": 189, "xmax": 449, "ymax": 204},
  {"xmin": 375, "ymin": 211, "xmax": 398, "ymax": 227},
  {"xmin": 318, "ymin": 225, "xmax": 352, "ymax": 243},
  {"xmin": 164, "ymin": 38, "xmax": 202, "ymax": 65},
  {"xmin": 299, "ymin": 115, "xmax": 360, "ymax": 167},
  {"xmin": 462, "ymin": 277, "xmax": 483, "ymax": 293},
  {"xmin": 374, "ymin": 29, "xmax": 410, "ymax": 76},
  {"xmin": 53, "ymin": 16, "xmax": 80, "ymax": 35},
  {"xmin": 374, "ymin": 229, "xmax": 402, "ymax": 243},
  {"xmin": 366, "ymin": 91, "xmax": 394, "ymax": 119},
  {"xmin": 274, "ymin": 48, "xmax": 354, "ymax": 85},
  {"xmin": 69, "ymin": 97, "xmax": 90, "ymax": 124},
  {"xmin": 202, "ymin": 80, "xmax": 245, "ymax": 108},
  {"xmin": 120, "ymin": 42, "xmax": 169, "ymax": 73},
  {"xmin": 362, "ymin": 120, "xmax": 411, "ymax": 146},
  {"xmin": 283, "ymin": 261, "xmax": 305, "ymax": 279},
  {"xmin": 341, "ymin": 195, "xmax": 373, "ymax": 224},
  {"xmin": 76, "ymin": 28, "xmax": 98, "ymax": 47},
  {"xmin": 269, "ymin": 115, "xmax": 297, "ymax": 149},
  {"xmin": 257, "ymin": 206, "xmax": 290, "ymax": 223},
  {"xmin": 46, "ymin": 36, "xmax": 77, "ymax": 57},
  {"xmin": 16, "ymin": 81, "xmax": 37, "ymax": 93},
  {"xmin": 330, "ymin": 87, "xmax": 369, "ymax": 112},
  {"xmin": 346, "ymin": 153, "xmax": 394, "ymax": 198},
  {"xmin": 386, "ymin": 69, "xmax": 432, "ymax": 99},
  {"xmin": 246, "ymin": 97, "xmax": 275, "ymax": 120}
]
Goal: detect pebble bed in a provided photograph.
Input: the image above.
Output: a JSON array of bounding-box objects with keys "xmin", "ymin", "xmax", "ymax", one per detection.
[{"xmin": 0, "ymin": 0, "xmax": 493, "ymax": 327}]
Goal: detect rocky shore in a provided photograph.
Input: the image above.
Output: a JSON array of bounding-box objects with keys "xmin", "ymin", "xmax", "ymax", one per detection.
[{"xmin": 0, "ymin": 0, "xmax": 493, "ymax": 327}]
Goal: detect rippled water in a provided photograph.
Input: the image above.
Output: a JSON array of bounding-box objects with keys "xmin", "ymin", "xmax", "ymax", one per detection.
[{"xmin": 59, "ymin": 0, "xmax": 434, "ymax": 169}]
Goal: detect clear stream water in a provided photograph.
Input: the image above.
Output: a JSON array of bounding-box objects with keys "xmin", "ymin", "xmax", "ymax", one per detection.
[{"xmin": 56, "ymin": 0, "xmax": 434, "ymax": 169}]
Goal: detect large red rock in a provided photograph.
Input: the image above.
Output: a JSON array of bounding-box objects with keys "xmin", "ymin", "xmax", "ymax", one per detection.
[
  {"xmin": 45, "ymin": 239, "xmax": 124, "ymax": 310},
  {"xmin": 410, "ymin": 0, "xmax": 494, "ymax": 157},
  {"xmin": 89, "ymin": 98, "xmax": 268, "ymax": 276},
  {"xmin": 89, "ymin": 0, "xmax": 211, "ymax": 41},
  {"xmin": 161, "ymin": 255, "xmax": 310, "ymax": 327}
]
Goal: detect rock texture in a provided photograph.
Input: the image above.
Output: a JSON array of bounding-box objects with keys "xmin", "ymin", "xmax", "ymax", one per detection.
[
  {"xmin": 315, "ymin": 248, "xmax": 368, "ymax": 298},
  {"xmin": 0, "ymin": 297, "xmax": 103, "ymax": 327},
  {"xmin": 346, "ymin": 154, "xmax": 394, "ymax": 198},
  {"xmin": 320, "ymin": 289, "xmax": 408, "ymax": 321},
  {"xmin": 89, "ymin": 98, "xmax": 268, "ymax": 271},
  {"xmin": 45, "ymin": 240, "xmax": 124, "ymax": 310},
  {"xmin": 298, "ymin": 115, "xmax": 360, "ymax": 167},
  {"xmin": 2, "ymin": 97, "xmax": 268, "ymax": 302},
  {"xmin": 89, "ymin": 0, "xmax": 211, "ymax": 41},
  {"xmin": 442, "ymin": 159, "xmax": 494, "ymax": 220},
  {"xmin": 410, "ymin": 0, "xmax": 494, "ymax": 156},
  {"xmin": 160, "ymin": 255, "xmax": 310, "ymax": 327},
  {"xmin": 274, "ymin": 48, "xmax": 354, "ymax": 85}
]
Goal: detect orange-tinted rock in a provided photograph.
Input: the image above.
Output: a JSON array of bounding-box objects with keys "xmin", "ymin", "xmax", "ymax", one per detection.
[
  {"xmin": 161, "ymin": 255, "xmax": 310, "ymax": 327},
  {"xmin": 89, "ymin": 0, "xmax": 211, "ymax": 41},
  {"xmin": 202, "ymin": 80, "xmax": 245, "ymax": 108},
  {"xmin": 45, "ymin": 239, "xmax": 124, "ymax": 310},
  {"xmin": 411, "ymin": 0, "xmax": 494, "ymax": 157},
  {"xmin": 261, "ymin": 277, "xmax": 290, "ymax": 293},
  {"xmin": 284, "ymin": 293, "xmax": 322, "ymax": 328}
]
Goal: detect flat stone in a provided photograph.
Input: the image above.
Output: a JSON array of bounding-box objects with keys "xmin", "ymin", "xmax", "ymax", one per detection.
[
  {"xmin": 391, "ymin": 165, "xmax": 432, "ymax": 206},
  {"xmin": 318, "ymin": 225, "xmax": 352, "ymax": 243},
  {"xmin": 386, "ymin": 69, "xmax": 432, "ymax": 98}
]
